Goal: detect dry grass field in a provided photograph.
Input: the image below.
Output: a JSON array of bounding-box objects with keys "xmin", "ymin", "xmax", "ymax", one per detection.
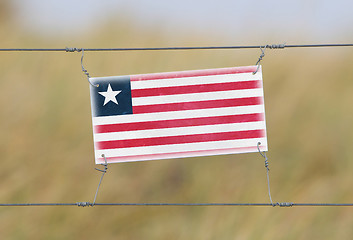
[{"xmin": 1, "ymin": 6, "xmax": 353, "ymax": 239}]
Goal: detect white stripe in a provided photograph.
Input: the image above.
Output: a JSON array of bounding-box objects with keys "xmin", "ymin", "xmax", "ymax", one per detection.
[
  {"xmin": 94, "ymin": 121, "xmax": 266, "ymax": 141},
  {"xmin": 132, "ymin": 88, "xmax": 263, "ymax": 106},
  {"xmin": 95, "ymin": 137, "xmax": 268, "ymax": 158},
  {"xmin": 97, "ymin": 146, "xmax": 266, "ymax": 163},
  {"xmin": 131, "ymin": 72, "xmax": 262, "ymax": 90},
  {"xmin": 93, "ymin": 105, "xmax": 265, "ymax": 125}
]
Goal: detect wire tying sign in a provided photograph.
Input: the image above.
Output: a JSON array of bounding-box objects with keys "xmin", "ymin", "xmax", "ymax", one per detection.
[{"xmin": 89, "ymin": 66, "xmax": 268, "ymax": 164}]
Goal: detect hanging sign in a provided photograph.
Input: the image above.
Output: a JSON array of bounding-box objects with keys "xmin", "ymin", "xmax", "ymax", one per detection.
[{"xmin": 89, "ymin": 65, "xmax": 268, "ymax": 164}]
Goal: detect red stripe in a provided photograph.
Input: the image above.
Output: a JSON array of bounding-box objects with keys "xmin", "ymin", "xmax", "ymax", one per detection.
[
  {"xmin": 131, "ymin": 80, "xmax": 261, "ymax": 98},
  {"xmin": 94, "ymin": 113, "xmax": 264, "ymax": 133},
  {"xmin": 130, "ymin": 66, "xmax": 257, "ymax": 81},
  {"xmin": 96, "ymin": 146, "xmax": 266, "ymax": 163},
  {"xmin": 133, "ymin": 97, "xmax": 263, "ymax": 114},
  {"xmin": 95, "ymin": 129, "xmax": 265, "ymax": 150}
]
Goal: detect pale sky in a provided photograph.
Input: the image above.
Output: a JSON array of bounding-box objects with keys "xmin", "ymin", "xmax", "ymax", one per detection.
[{"xmin": 11, "ymin": 0, "xmax": 353, "ymax": 42}]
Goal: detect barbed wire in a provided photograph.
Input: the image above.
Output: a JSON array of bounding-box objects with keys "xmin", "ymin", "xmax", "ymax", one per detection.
[
  {"xmin": 0, "ymin": 43, "xmax": 352, "ymax": 52},
  {"xmin": 1, "ymin": 202, "xmax": 353, "ymax": 207},
  {"xmin": 1, "ymin": 42, "xmax": 353, "ymax": 208}
]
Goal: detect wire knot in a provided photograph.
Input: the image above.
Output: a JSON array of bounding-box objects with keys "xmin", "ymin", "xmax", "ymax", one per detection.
[
  {"xmin": 253, "ymin": 46, "xmax": 267, "ymax": 74},
  {"xmin": 95, "ymin": 155, "xmax": 108, "ymax": 173},
  {"xmin": 267, "ymin": 43, "xmax": 286, "ymax": 49},
  {"xmin": 274, "ymin": 202, "xmax": 294, "ymax": 207},
  {"xmin": 264, "ymin": 159, "xmax": 269, "ymax": 169},
  {"xmin": 256, "ymin": 51, "xmax": 265, "ymax": 65},
  {"xmin": 257, "ymin": 142, "xmax": 270, "ymax": 171},
  {"xmin": 76, "ymin": 202, "xmax": 93, "ymax": 207},
  {"xmin": 65, "ymin": 47, "xmax": 82, "ymax": 52},
  {"xmin": 253, "ymin": 43, "xmax": 286, "ymax": 74}
]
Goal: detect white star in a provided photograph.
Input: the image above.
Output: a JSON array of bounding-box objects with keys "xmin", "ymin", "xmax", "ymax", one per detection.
[{"xmin": 98, "ymin": 84, "xmax": 122, "ymax": 106}]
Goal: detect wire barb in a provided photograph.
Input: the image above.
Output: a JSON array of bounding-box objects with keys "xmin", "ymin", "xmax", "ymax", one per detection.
[
  {"xmin": 266, "ymin": 43, "xmax": 286, "ymax": 49},
  {"xmin": 92, "ymin": 154, "xmax": 109, "ymax": 206},
  {"xmin": 276, "ymin": 202, "xmax": 294, "ymax": 207},
  {"xmin": 76, "ymin": 202, "xmax": 93, "ymax": 207},
  {"xmin": 65, "ymin": 47, "xmax": 82, "ymax": 53}
]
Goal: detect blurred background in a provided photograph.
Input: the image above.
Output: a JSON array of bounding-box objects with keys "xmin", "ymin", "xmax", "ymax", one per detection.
[{"xmin": 1, "ymin": 0, "xmax": 353, "ymax": 239}]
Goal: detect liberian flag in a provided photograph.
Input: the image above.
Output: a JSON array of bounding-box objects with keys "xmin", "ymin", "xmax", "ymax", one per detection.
[{"xmin": 90, "ymin": 66, "xmax": 268, "ymax": 164}]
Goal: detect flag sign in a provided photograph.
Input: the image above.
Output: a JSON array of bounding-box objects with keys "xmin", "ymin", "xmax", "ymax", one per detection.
[{"xmin": 90, "ymin": 66, "xmax": 268, "ymax": 164}]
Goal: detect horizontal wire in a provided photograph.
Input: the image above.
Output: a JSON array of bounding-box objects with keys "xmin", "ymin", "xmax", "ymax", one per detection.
[
  {"xmin": 1, "ymin": 43, "xmax": 353, "ymax": 208},
  {"xmin": 0, "ymin": 43, "xmax": 353, "ymax": 52},
  {"xmin": 1, "ymin": 202, "xmax": 353, "ymax": 207},
  {"xmin": 0, "ymin": 203, "xmax": 78, "ymax": 206}
]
